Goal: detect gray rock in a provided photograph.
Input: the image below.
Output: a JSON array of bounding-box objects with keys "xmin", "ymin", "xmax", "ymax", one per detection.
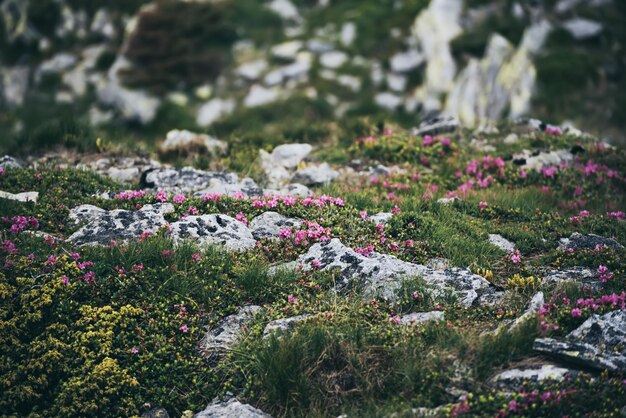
[
  {"xmin": 140, "ymin": 408, "xmax": 169, "ymax": 418},
  {"xmin": 270, "ymin": 40, "xmax": 303, "ymax": 60},
  {"xmin": 161, "ymin": 130, "xmax": 227, "ymax": 156},
  {"xmin": 139, "ymin": 203, "xmax": 176, "ymax": 216},
  {"xmin": 98, "ymin": 79, "xmax": 160, "ymax": 125},
  {"xmin": 200, "ymin": 306, "xmax": 263, "ymax": 355},
  {"xmin": 509, "ymin": 291, "xmax": 544, "ymax": 331},
  {"xmin": 0, "ymin": 190, "xmax": 38, "ymax": 202},
  {"xmin": 68, "ymin": 204, "xmax": 107, "ymax": 225},
  {"xmin": 541, "ymin": 267, "xmax": 597, "ymax": 286},
  {"xmin": 369, "ymin": 212, "xmax": 393, "ymax": 225},
  {"xmin": 276, "ymin": 183, "xmax": 312, "ymax": 197},
  {"xmin": 390, "ymin": 49, "xmax": 424, "ymax": 73},
  {"xmin": 107, "ymin": 167, "xmax": 140, "ymax": 183},
  {"xmin": 0, "ymin": 155, "xmax": 21, "ymax": 168},
  {"xmin": 249, "ymin": 212, "xmax": 302, "ymax": 240},
  {"xmin": 237, "ymin": 59, "xmax": 269, "ymax": 81},
  {"xmin": 436, "ymin": 197, "xmax": 460, "ymax": 205},
  {"xmin": 492, "ymin": 364, "xmax": 575, "ymax": 386},
  {"xmin": 196, "ymin": 98, "xmax": 236, "ymax": 127},
  {"xmin": 512, "ymin": 149, "xmax": 574, "ymax": 172},
  {"xmin": 37, "ymin": 53, "xmax": 77, "ymax": 77},
  {"xmin": 143, "ymin": 167, "xmax": 261, "ymax": 197},
  {"xmin": 195, "ymin": 398, "xmax": 271, "ymax": 418},
  {"xmin": 340, "ymin": 22, "xmax": 357, "ymax": 47},
  {"xmin": 557, "ymin": 233, "xmax": 623, "ymax": 251},
  {"xmin": 2, "ymin": 66, "xmax": 30, "ymax": 107},
  {"xmin": 297, "ymin": 238, "xmax": 498, "ymax": 306},
  {"xmin": 534, "ymin": 310, "xmax": 626, "ymax": 373},
  {"xmin": 291, "ymin": 163, "xmax": 339, "ymax": 186},
  {"xmin": 67, "ymin": 209, "xmax": 166, "ymax": 246},
  {"xmin": 400, "ymin": 311, "xmax": 444, "ymax": 325},
  {"xmin": 306, "ymin": 39, "xmax": 334, "ymax": 53},
  {"xmin": 320, "ymin": 51, "xmax": 348, "ymax": 69},
  {"xmin": 263, "ymin": 314, "xmax": 313, "ymax": 337},
  {"xmin": 488, "ymin": 234, "xmax": 516, "ymax": 252},
  {"xmin": 170, "ymin": 214, "xmax": 256, "ymax": 251},
  {"xmin": 411, "ymin": 116, "xmax": 459, "ymax": 137},
  {"xmin": 267, "ymin": 0, "xmax": 300, "ymax": 22},
  {"xmin": 268, "ymin": 144, "xmax": 313, "ymax": 170},
  {"xmin": 244, "ymin": 85, "xmax": 279, "ymax": 107},
  {"xmin": 374, "ymin": 92, "xmax": 403, "ymax": 110},
  {"xmin": 562, "ymin": 18, "xmax": 603, "ymax": 40},
  {"xmin": 426, "ymin": 258, "xmax": 452, "ymax": 270}
]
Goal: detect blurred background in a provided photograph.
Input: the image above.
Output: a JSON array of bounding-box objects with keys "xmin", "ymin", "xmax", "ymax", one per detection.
[{"xmin": 0, "ymin": 0, "xmax": 625, "ymax": 157}]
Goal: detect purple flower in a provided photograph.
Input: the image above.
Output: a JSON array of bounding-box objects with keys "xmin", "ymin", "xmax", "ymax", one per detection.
[{"xmin": 179, "ymin": 324, "xmax": 189, "ymax": 333}]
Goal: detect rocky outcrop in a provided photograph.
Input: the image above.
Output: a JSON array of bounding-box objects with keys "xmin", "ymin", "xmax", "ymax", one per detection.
[
  {"xmin": 67, "ymin": 207, "xmax": 165, "ymax": 246},
  {"xmin": 534, "ymin": 310, "xmax": 626, "ymax": 373},
  {"xmin": 160, "ymin": 130, "xmax": 228, "ymax": 156},
  {"xmin": 170, "ymin": 214, "xmax": 257, "ymax": 251},
  {"xmin": 263, "ymin": 314, "xmax": 313, "ymax": 337},
  {"xmin": 141, "ymin": 167, "xmax": 262, "ymax": 197},
  {"xmin": 249, "ymin": 212, "xmax": 303, "ymax": 240},
  {"xmin": 399, "ymin": 311, "xmax": 444, "ymax": 325},
  {"xmin": 557, "ymin": 233, "xmax": 623, "ymax": 251},
  {"xmin": 488, "ymin": 234, "xmax": 516, "ymax": 252},
  {"xmin": 297, "ymin": 238, "xmax": 500, "ymax": 306},
  {"xmin": 194, "ymin": 398, "xmax": 271, "ymax": 418},
  {"xmin": 200, "ymin": 306, "xmax": 263, "ymax": 356}
]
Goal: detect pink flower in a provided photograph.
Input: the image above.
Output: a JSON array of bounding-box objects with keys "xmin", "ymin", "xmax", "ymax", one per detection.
[
  {"xmin": 312, "ymin": 259, "xmax": 321, "ymax": 268},
  {"xmin": 478, "ymin": 201, "xmax": 488, "ymax": 210},
  {"xmin": 132, "ymin": 264, "xmax": 144, "ymax": 272},
  {"xmin": 155, "ymin": 190, "xmax": 168, "ymax": 202},
  {"xmin": 571, "ymin": 308, "xmax": 582, "ymax": 317},
  {"xmin": 235, "ymin": 212, "xmax": 248, "ymax": 225},
  {"xmin": 83, "ymin": 271, "xmax": 95, "ymax": 283},
  {"xmin": 0, "ymin": 166, "xmax": 4, "ymax": 176},
  {"xmin": 440, "ymin": 137, "xmax": 451, "ymax": 147},
  {"xmin": 404, "ymin": 239, "xmax": 414, "ymax": 248},
  {"xmin": 131, "ymin": 347, "xmax": 139, "ymax": 354},
  {"xmin": 61, "ymin": 275, "xmax": 70, "ymax": 286},
  {"xmin": 360, "ymin": 211, "xmax": 368, "ymax": 220},
  {"xmin": 519, "ymin": 168, "xmax": 527, "ymax": 179},
  {"xmin": 179, "ymin": 324, "xmax": 189, "ymax": 333},
  {"xmin": 607, "ymin": 211, "xmax": 625, "ymax": 219},
  {"xmin": 287, "ymin": 294, "xmax": 299, "ymax": 305},
  {"xmin": 191, "ymin": 252, "xmax": 202, "ymax": 263},
  {"xmin": 188, "ymin": 206, "xmax": 199, "ymax": 215},
  {"xmin": 541, "ymin": 166, "xmax": 558, "ymax": 178},
  {"xmin": 172, "ymin": 194, "xmax": 186, "ymax": 204},
  {"xmin": 508, "ymin": 250, "xmax": 522, "ymax": 264},
  {"xmin": 422, "ymin": 135, "xmax": 434, "ymax": 146},
  {"xmin": 391, "ymin": 205, "xmax": 401, "ymax": 214},
  {"xmin": 579, "ymin": 210, "xmax": 590, "ymax": 217},
  {"xmin": 162, "ymin": 249, "xmax": 173, "ymax": 257},
  {"xmin": 389, "ymin": 315, "xmax": 401, "ymax": 325}
]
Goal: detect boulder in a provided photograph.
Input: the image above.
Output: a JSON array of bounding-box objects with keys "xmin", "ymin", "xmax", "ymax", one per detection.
[
  {"xmin": 249, "ymin": 212, "xmax": 303, "ymax": 240},
  {"xmin": 69, "ymin": 204, "xmax": 107, "ymax": 225},
  {"xmin": 244, "ymin": 85, "xmax": 279, "ymax": 108},
  {"xmin": 411, "ymin": 116, "xmax": 459, "ymax": 137},
  {"xmin": 142, "ymin": 167, "xmax": 262, "ymax": 197},
  {"xmin": 390, "ymin": 49, "xmax": 424, "ymax": 73},
  {"xmin": 297, "ymin": 238, "xmax": 499, "ymax": 306},
  {"xmin": 268, "ymin": 144, "xmax": 313, "ymax": 169},
  {"xmin": 492, "ymin": 364, "xmax": 576, "ymax": 387},
  {"xmin": 488, "ymin": 234, "xmax": 516, "ymax": 252},
  {"xmin": 196, "ymin": 98, "xmax": 236, "ymax": 127},
  {"xmin": 320, "ymin": 51, "xmax": 348, "ymax": 69},
  {"xmin": 199, "ymin": 305, "xmax": 263, "ymax": 355},
  {"xmin": 562, "ymin": 18, "xmax": 603, "ymax": 40},
  {"xmin": 400, "ymin": 311, "xmax": 444, "ymax": 325},
  {"xmin": 533, "ymin": 310, "xmax": 626, "ymax": 373},
  {"xmin": 263, "ymin": 314, "xmax": 313, "ymax": 337},
  {"xmin": 0, "ymin": 190, "xmax": 38, "ymax": 203},
  {"xmin": 170, "ymin": 215, "xmax": 256, "ymax": 251},
  {"xmin": 67, "ymin": 208, "xmax": 166, "ymax": 246},
  {"xmin": 0, "ymin": 155, "xmax": 21, "ymax": 168},
  {"xmin": 291, "ymin": 163, "xmax": 339, "ymax": 186},
  {"xmin": 557, "ymin": 233, "xmax": 623, "ymax": 251},
  {"xmin": 195, "ymin": 398, "xmax": 271, "ymax": 418},
  {"xmin": 160, "ymin": 130, "xmax": 228, "ymax": 156}
]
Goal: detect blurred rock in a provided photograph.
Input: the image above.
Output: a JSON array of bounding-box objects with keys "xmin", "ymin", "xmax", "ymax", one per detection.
[{"xmin": 160, "ymin": 129, "xmax": 228, "ymax": 156}]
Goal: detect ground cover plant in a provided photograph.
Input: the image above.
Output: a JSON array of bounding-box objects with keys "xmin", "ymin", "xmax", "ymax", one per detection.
[{"xmin": 0, "ymin": 122, "xmax": 625, "ymax": 417}]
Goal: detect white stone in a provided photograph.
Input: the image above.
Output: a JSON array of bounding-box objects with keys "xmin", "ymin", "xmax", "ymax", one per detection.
[
  {"xmin": 337, "ymin": 75, "xmax": 361, "ymax": 92},
  {"xmin": 170, "ymin": 214, "xmax": 257, "ymax": 251},
  {"xmin": 2, "ymin": 66, "xmax": 30, "ymax": 107},
  {"xmin": 387, "ymin": 73, "xmax": 407, "ymax": 92},
  {"xmin": 237, "ymin": 59, "xmax": 269, "ymax": 81},
  {"xmin": 244, "ymin": 85, "xmax": 279, "ymax": 107},
  {"xmin": 0, "ymin": 190, "xmax": 38, "ymax": 203},
  {"xmin": 271, "ymin": 40, "xmax": 303, "ymax": 60},
  {"xmin": 291, "ymin": 163, "xmax": 339, "ymax": 185},
  {"xmin": 340, "ymin": 22, "xmax": 357, "ymax": 47},
  {"xmin": 375, "ymin": 92, "xmax": 403, "ymax": 110},
  {"xmin": 196, "ymin": 98, "xmax": 236, "ymax": 127},
  {"xmin": 161, "ymin": 129, "xmax": 228, "ymax": 155},
  {"xmin": 390, "ymin": 49, "xmax": 424, "ymax": 73},
  {"xmin": 267, "ymin": 0, "xmax": 300, "ymax": 21},
  {"xmin": 400, "ymin": 311, "xmax": 444, "ymax": 325},
  {"xmin": 320, "ymin": 51, "xmax": 348, "ymax": 69},
  {"xmin": 562, "ymin": 18, "xmax": 603, "ymax": 40},
  {"xmin": 488, "ymin": 234, "xmax": 516, "ymax": 252}
]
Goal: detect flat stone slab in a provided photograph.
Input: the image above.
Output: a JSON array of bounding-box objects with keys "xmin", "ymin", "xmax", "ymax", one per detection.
[
  {"xmin": 170, "ymin": 214, "xmax": 257, "ymax": 251},
  {"xmin": 194, "ymin": 398, "xmax": 271, "ymax": 418},
  {"xmin": 533, "ymin": 310, "xmax": 626, "ymax": 373}
]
